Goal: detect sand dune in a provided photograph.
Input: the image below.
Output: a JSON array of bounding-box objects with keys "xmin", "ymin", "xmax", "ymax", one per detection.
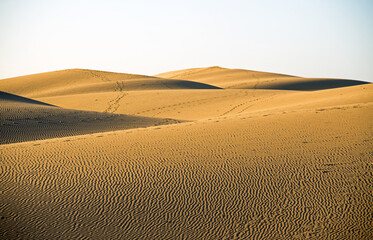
[
  {"xmin": 37, "ymin": 89, "xmax": 289, "ymax": 120},
  {"xmin": 36, "ymin": 84, "xmax": 372, "ymax": 121},
  {"xmin": 0, "ymin": 91, "xmax": 55, "ymax": 106},
  {"xmin": 0, "ymin": 67, "xmax": 372, "ymax": 239},
  {"xmin": 0, "ymin": 91, "xmax": 181, "ymax": 144},
  {"xmin": 254, "ymin": 78, "xmax": 369, "ymax": 90},
  {"xmin": 0, "ymin": 69, "xmax": 219, "ymax": 98},
  {"xmin": 1, "ymin": 101, "xmax": 372, "ymax": 239},
  {"xmin": 156, "ymin": 66, "xmax": 368, "ymax": 90}
]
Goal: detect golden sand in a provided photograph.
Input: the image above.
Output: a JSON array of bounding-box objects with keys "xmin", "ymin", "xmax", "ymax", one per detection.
[{"xmin": 1, "ymin": 67, "xmax": 372, "ymax": 239}]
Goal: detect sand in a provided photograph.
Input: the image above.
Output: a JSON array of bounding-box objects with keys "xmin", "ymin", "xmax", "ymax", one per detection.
[
  {"xmin": 0, "ymin": 67, "xmax": 372, "ymax": 239},
  {"xmin": 0, "ymin": 91, "xmax": 181, "ymax": 144},
  {"xmin": 156, "ymin": 66, "xmax": 368, "ymax": 90}
]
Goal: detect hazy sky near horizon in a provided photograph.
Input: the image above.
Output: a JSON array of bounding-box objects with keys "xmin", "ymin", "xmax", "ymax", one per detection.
[{"xmin": 0, "ymin": 0, "xmax": 372, "ymax": 81}]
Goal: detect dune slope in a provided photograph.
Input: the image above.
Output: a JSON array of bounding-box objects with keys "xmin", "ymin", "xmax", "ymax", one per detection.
[
  {"xmin": 36, "ymin": 84, "xmax": 372, "ymax": 121},
  {"xmin": 0, "ymin": 69, "xmax": 220, "ymax": 98},
  {"xmin": 0, "ymin": 91, "xmax": 55, "ymax": 106},
  {"xmin": 1, "ymin": 101, "xmax": 372, "ymax": 239},
  {"xmin": 156, "ymin": 66, "xmax": 369, "ymax": 90},
  {"xmin": 0, "ymin": 91, "xmax": 181, "ymax": 144},
  {"xmin": 1, "ymin": 67, "xmax": 368, "ymax": 119},
  {"xmin": 0, "ymin": 67, "xmax": 372, "ymax": 239}
]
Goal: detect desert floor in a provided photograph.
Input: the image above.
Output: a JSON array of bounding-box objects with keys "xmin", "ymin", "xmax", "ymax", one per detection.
[{"xmin": 1, "ymin": 67, "xmax": 372, "ymax": 239}]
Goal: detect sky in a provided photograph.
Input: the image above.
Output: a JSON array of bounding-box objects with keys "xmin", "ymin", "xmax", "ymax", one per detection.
[{"xmin": 0, "ymin": 0, "xmax": 372, "ymax": 81}]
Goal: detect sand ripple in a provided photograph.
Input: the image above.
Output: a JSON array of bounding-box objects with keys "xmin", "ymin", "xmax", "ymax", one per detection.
[{"xmin": 1, "ymin": 105, "xmax": 372, "ymax": 239}]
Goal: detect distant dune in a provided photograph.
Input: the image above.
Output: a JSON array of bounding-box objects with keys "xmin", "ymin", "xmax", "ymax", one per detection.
[
  {"xmin": 0, "ymin": 69, "xmax": 219, "ymax": 98},
  {"xmin": 1, "ymin": 67, "xmax": 372, "ymax": 239},
  {"xmin": 156, "ymin": 66, "xmax": 369, "ymax": 90}
]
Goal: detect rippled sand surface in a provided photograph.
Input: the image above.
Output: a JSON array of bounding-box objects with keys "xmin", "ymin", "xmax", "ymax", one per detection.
[{"xmin": 1, "ymin": 67, "xmax": 372, "ymax": 239}]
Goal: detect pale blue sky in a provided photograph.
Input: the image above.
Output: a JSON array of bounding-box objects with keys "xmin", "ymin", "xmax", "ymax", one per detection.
[{"xmin": 0, "ymin": 0, "xmax": 372, "ymax": 81}]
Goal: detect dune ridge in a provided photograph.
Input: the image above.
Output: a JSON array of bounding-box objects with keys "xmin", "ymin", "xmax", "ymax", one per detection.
[
  {"xmin": 156, "ymin": 66, "xmax": 369, "ymax": 90},
  {"xmin": 0, "ymin": 69, "xmax": 220, "ymax": 98}
]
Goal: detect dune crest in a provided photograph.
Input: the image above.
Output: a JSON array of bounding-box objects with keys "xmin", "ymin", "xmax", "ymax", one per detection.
[
  {"xmin": 0, "ymin": 68, "xmax": 220, "ymax": 98},
  {"xmin": 156, "ymin": 66, "xmax": 369, "ymax": 90}
]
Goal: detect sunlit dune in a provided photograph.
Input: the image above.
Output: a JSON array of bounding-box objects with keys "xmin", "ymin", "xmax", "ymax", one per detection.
[
  {"xmin": 0, "ymin": 69, "xmax": 220, "ymax": 98},
  {"xmin": 1, "ymin": 67, "xmax": 372, "ymax": 239},
  {"xmin": 0, "ymin": 91, "xmax": 182, "ymax": 144},
  {"xmin": 156, "ymin": 66, "xmax": 368, "ymax": 90}
]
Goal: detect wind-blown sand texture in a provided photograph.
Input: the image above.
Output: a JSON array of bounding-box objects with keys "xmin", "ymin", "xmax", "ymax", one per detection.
[
  {"xmin": 1, "ymin": 67, "xmax": 372, "ymax": 239},
  {"xmin": 0, "ymin": 91, "xmax": 181, "ymax": 144}
]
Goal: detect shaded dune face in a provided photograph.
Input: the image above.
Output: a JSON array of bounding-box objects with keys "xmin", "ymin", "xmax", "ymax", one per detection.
[
  {"xmin": 0, "ymin": 91, "xmax": 55, "ymax": 106},
  {"xmin": 0, "ymin": 67, "xmax": 372, "ymax": 239},
  {"xmin": 255, "ymin": 78, "xmax": 369, "ymax": 91}
]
